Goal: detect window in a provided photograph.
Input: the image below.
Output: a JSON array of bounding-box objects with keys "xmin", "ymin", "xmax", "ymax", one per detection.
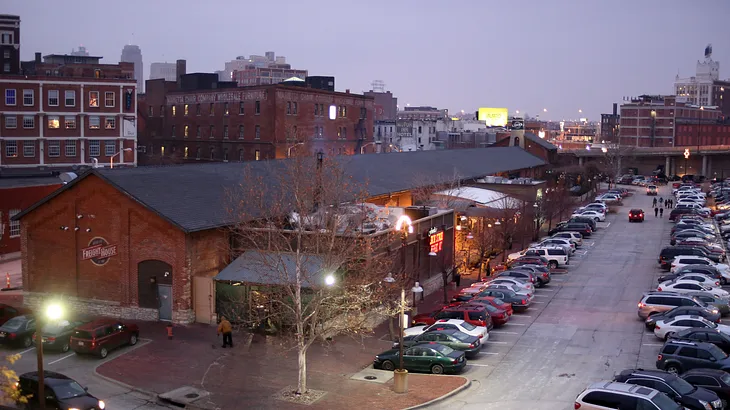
[
  {"xmin": 314, "ymin": 104, "xmax": 319, "ymax": 116},
  {"xmin": 104, "ymin": 117, "xmax": 116, "ymax": 129},
  {"xmin": 209, "ymin": 125, "xmax": 215, "ymax": 138},
  {"xmin": 209, "ymin": 148, "xmax": 215, "ymax": 160},
  {"xmin": 148, "ymin": 106, "xmax": 153, "ymax": 116},
  {"xmin": 64, "ymin": 90, "xmax": 75, "ymax": 107},
  {"xmin": 209, "ymin": 104, "xmax": 215, "ymax": 116},
  {"xmin": 5, "ymin": 89, "xmax": 16, "ymax": 105},
  {"xmin": 88, "ymin": 140, "xmax": 100, "ymax": 157},
  {"xmin": 287, "ymin": 101, "xmax": 291, "ymax": 115},
  {"xmin": 22, "ymin": 116, "xmax": 34, "ymax": 129},
  {"xmin": 184, "ymin": 146, "xmax": 189, "ymax": 159},
  {"xmin": 5, "ymin": 140, "xmax": 17, "ymax": 157},
  {"xmin": 4, "ymin": 116, "xmax": 16, "ymax": 129},
  {"xmin": 8, "ymin": 210, "xmax": 20, "ymax": 238},
  {"xmin": 48, "ymin": 141, "xmax": 60, "ymax": 157},
  {"xmin": 224, "ymin": 103, "xmax": 229, "ymax": 115},
  {"xmin": 64, "ymin": 116, "xmax": 76, "ymax": 129},
  {"xmin": 223, "ymin": 125, "xmax": 229, "ymax": 138},
  {"xmin": 88, "ymin": 91, "xmax": 99, "ymax": 107},
  {"xmin": 160, "ymin": 105, "xmax": 165, "ymax": 117},
  {"xmin": 22, "ymin": 89, "xmax": 33, "ymax": 106},
  {"xmin": 223, "ymin": 148, "xmax": 229, "ymax": 162},
  {"xmin": 239, "ymin": 102, "xmax": 244, "ymax": 115},
  {"xmin": 239, "ymin": 149, "xmax": 244, "ymax": 161},
  {"xmin": 196, "ymin": 126, "xmax": 201, "ymax": 138},
  {"xmin": 238, "ymin": 125, "xmax": 244, "ymax": 139},
  {"xmin": 360, "ymin": 107, "xmax": 367, "ymax": 119},
  {"xmin": 23, "ymin": 141, "xmax": 35, "ymax": 157},
  {"xmin": 339, "ymin": 105, "xmax": 347, "ymax": 117},
  {"xmin": 171, "ymin": 105, "xmax": 176, "ymax": 116},
  {"xmin": 2, "ymin": 49, "xmax": 8, "ymax": 58},
  {"xmin": 184, "ymin": 125, "xmax": 189, "ymax": 138},
  {"xmin": 2, "ymin": 63, "xmax": 8, "ymax": 73},
  {"xmin": 293, "ymin": 102, "xmax": 298, "ymax": 115},
  {"xmin": 48, "ymin": 90, "xmax": 59, "ymax": 106},
  {"xmin": 47, "ymin": 116, "xmax": 60, "ymax": 129},
  {"xmin": 184, "ymin": 104, "xmax": 189, "ymax": 116},
  {"xmin": 65, "ymin": 140, "xmax": 76, "ymax": 157},
  {"xmin": 171, "ymin": 125, "xmax": 176, "ymax": 137},
  {"xmin": 89, "ymin": 116, "xmax": 100, "ymax": 129},
  {"xmin": 160, "ymin": 146, "xmax": 165, "ymax": 157},
  {"xmin": 105, "ymin": 141, "xmax": 116, "ymax": 156},
  {"xmin": 255, "ymin": 149, "xmax": 260, "ymax": 161},
  {"xmin": 104, "ymin": 92, "xmax": 115, "ymax": 108},
  {"xmin": 255, "ymin": 100, "xmax": 261, "ymax": 114},
  {"xmin": 196, "ymin": 147, "xmax": 201, "ymax": 160},
  {"xmin": 255, "ymin": 125, "xmax": 260, "ymax": 139},
  {"xmin": 196, "ymin": 104, "xmax": 201, "ymax": 115}
]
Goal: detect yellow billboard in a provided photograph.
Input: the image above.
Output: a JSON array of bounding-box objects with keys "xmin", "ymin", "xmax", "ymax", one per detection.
[{"xmin": 477, "ymin": 107, "xmax": 509, "ymax": 127}]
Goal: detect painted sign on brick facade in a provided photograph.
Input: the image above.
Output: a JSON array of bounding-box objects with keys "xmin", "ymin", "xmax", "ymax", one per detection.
[{"xmin": 81, "ymin": 237, "xmax": 118, "ymax": 266}]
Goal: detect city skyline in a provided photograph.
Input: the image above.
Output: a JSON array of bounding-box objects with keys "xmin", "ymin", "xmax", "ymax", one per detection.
[{"xmin": 4, "ymin": 0, "xmax": 730, "ymax": 120}]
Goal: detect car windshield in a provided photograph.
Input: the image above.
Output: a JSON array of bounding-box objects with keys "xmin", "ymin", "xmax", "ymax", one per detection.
[
  {"xmin": 450, "ymin": 331, "xmax": 471, "ymax": 342},
  {"xmin": 668, "ymin": 377, "xmax": 696, "ymax": 395},
  {"xmin": 43, "ymin": 320, "xmax": 71, "ymax": 334},
  {"xmin": 51, "ymin": 380, "xmax": 87, "ymax": 400},
  {"xmin": 492, "ymin": 298, "xmax": 505, "ymax": 305},
  {"xmin": 709, "ymin": 344, "xmax": 729, "ymax": 360},
  {"xmin": 484, "ymin": 304, "xmax": 498, "ymax": 313},
  {"xmin": 651, "ymin": 391, "xmax": 684, "ymax": 410},
  {"xmin": 431, "ymin": 344, "xmax": 455, "ymax": 355},
  {"xmin": 722, "ymin": 373, "xmax": 730, "ymax": 386},
  {"xmin": 2, "ymin": 317, "xmax": 25, "ymax": 331},
  {"xmin": 460, "ymin": 322, "xmax": 476, "ymax": 331},
  {"xmin": 509, "ymin": 285, "xmax": 521, "ymax": 292}
]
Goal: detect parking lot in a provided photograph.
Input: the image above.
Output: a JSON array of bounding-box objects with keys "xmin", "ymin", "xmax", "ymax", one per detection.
[{"xmin": 429, "ymin": 186, "xmax": 674, "ymax": 410}]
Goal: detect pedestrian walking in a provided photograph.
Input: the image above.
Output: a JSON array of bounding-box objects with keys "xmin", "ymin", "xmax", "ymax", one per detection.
[
  {"xmin": 654, "ymin": 207, "xmax": 659, "ymax": 217},
  {"xmin": 659, "ymin": 207, "xmax": 664, "ymax": 218},
  {"xmin": 653, "ymin": 198, "xmax": 657, "ymax": 207},
  {"xmin": 453, "ymin": 269, "xmax": 461, "ymax": 287},
  {"xmin": 218, "ymin": 315, "xmax": 233, "ymax": 348},
  {"xmin": 659, "ymin": 196, "xmax": 664, "ymax": 204}
]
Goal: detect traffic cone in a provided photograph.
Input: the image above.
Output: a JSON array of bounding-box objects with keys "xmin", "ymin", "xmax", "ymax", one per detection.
[{"xmin": 5, "ymin": 273, "xmax": 10, "ymax": 289}]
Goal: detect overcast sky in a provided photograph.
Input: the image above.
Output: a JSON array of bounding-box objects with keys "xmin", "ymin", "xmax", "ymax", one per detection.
[{"xmin": 7, "ymin": 0, "xmax": 730, "ymax": 121}]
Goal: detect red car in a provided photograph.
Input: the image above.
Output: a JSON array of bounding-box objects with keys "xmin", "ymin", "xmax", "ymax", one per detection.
[
  {"xmin": 629, "ymin": 209, "xmax": 645, "ymax": 222},
  {"xmin": 464, "ymin": 298, "xmax": 511, "ymax": 326},
  {"xmin": 0, "ymin": 304, "xmax": 30, "ymax": 326},
  {"xmin": 70, "ymin": 318, "xmax": 139, "ymax": 358},
  {"xmin": 472, "ymin": 296, "xmax": 514, "ymax": 316}
]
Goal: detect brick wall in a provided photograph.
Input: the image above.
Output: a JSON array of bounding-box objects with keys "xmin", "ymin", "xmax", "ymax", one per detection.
[{"xmin": 1, "ymin": 183, "xmax": 61, "ymax": 255}]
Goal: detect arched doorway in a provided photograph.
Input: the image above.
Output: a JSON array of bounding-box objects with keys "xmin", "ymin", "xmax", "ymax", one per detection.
[
  {"xmin": 513, "ymin": 137, "xmax": 520, "ymax": 147},
  {"xmin": 138, "ymin": 260, "xmax": 173, "ymax": 321}
]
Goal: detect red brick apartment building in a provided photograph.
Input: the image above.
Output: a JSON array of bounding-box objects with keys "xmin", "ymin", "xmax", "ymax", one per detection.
[
  {"xmin": 139, "ymin": 72, "xmax": 375, "ymax": 164},
  {"xmin": 0, "ymin": 15, "xmax": 138, "ymax": 173}
]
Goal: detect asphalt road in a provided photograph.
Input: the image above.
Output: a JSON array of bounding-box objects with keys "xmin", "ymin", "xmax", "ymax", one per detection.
[
  {"xmin": 428, "ymin": 185, "xmax": 673, "ymax": 410},
  {"xmin": 1, "ymin": 338, "xmax": 173, "ymax": 409}
]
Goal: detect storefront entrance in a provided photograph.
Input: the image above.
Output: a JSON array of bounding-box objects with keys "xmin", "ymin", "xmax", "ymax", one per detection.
[{"xmin": 137, "ymin": 260, "xmax": 173, "ymax": 321}]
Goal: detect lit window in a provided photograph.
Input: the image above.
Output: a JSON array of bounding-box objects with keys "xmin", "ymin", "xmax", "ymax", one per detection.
[
  {"xmin": 224, "ymin": 102, "xmax": 229, "ymax": 115},
  {"xmin": 65, "ymin": 117, "xmax": 76, "ymax": 129},
  {"xmin": 22, "ymin": 116, "xmax": 35, "ymax": 129},
  {"xmin": 171, "ymin": 105, "xmax": 176, "ymax": 116},
  {"xmin": 184, "ymin": 125, "xmax": 189, "ymax": 138},
  {"xmin": 48, "ymin": 141, "xmax": 61, "ymax": 157},
  {"xmin": 48, "ymin": 90, "xmax": 59, "ymax": 106},
  {"xmin": 65, "ymin": 140, "xmax": 76, "ymax": 157},
  {"xmin": 5, "ymin": 116, "xmax": 16, "ymax": 129},
  {"xmin": 5, "ymin": 140, "xmax": 17, "ymax": 157},
  {"xmin": 88, "ymin": 91, "xmax": 99, "ymax": 107},
  {"xmin": 65, "ymin": 90, "xmax": 76, "ymax": 107},
  {"xmin": 89, "ymin": 116, "xmax": 100, "ymax": 129},
  {"xmin": 88, "ymin": 140, "xmax": 100, "ymax": 157},
  {"xmin": 255, "ymin": 150, "xmax": 260, "ymax": 161},
  {"xmin": 23, "ymin": 89, "xmax": 34, "ymax": 106},
  {"xmin": 104, "ymin": 117, "xmax": 116, "ymax": 129},
  {"xmin": 48, "ymin": 116, "xmax": 60, "ymax": 129},
  {"xmin": 184, "ymin": 104, "xmax": 189, "ymax": 116},
  {"xmin": 8, "ymin": 209, "xmax": 20, "ymax": 238},
  {"xmin": 105, "ymin": 141, "xmax": 116, "ymax": 156},
  {"xmin": 105, "ymin": 92, "xmax": 115, "ymax": 107},
  {"xmin": 23, "ymin": 141, "xmax": 35, "ymax": 157},
  {"xmin": 5, "ymin": 89, "xmax": 16, "ymax": 105},
  {"xmin": 184, "ymin": 146, "xmax": 189, "ymax": 159}
]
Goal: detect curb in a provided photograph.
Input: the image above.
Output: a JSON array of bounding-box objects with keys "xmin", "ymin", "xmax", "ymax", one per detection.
[{"xmin": 403, "ymin": 376, "xmax": 471, "ymax": 410}]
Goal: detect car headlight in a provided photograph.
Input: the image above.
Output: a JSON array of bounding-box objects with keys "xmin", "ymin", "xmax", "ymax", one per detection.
[
  {"xmin": 699, "ymin": 399, "xmax": 711, "ymax": 410},
  {"xmin": 98, "ymin": 400, "xmax": 106, "ymax": 409},
  {"xmin": 69, "ymin": 408, "xmax": 81, "ymax": 410}
]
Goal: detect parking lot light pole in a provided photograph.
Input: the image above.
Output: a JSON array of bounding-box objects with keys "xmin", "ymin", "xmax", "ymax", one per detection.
[{"xmin": 37, "ymin": 303, "xmax": 63, "ymax": 410}]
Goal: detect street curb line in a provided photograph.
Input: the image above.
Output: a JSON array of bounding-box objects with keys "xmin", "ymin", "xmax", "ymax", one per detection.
[{"xmin": 402, "ymin": 376, "xmax": 471, "ymax": 410}]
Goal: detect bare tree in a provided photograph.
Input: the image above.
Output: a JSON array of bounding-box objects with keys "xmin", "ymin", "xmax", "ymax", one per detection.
[
  {"xmin": 600, "ymin": 143, "xmax": 636, "ymax": 188},
  {"xmin": 225, "ymin": 156, "xmax": 401, "ymax": 395},
  {"xmin": 491, "ymin": 196, "xmax": 522, "ymax": 262},
  {"xmin": 409, "ymin": 170, "xmax": 465, "ymax": 209},
  {"xmin": 467, "ymin": 217, "xmax": 500, "ymax": 281}
]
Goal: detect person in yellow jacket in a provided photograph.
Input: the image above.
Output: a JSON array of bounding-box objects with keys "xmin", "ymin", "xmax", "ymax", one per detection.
[{"xmin": 217, "ymin": 316, "xmax": 233, "ymax": 348}]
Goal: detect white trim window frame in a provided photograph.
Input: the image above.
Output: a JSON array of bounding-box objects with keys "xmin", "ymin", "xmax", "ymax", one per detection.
[
  {"xmin": 104, "ymin": 116, "xmax": 116, "ymax": 130},
  {"xmin": 5, "ymin": 89, "xmax": 16, "ymax": 106},
  {"xmin": 88, "ymin": 140, "xmax": 100, "ymax": 157},
  {"xmin": 23, "ymin": 141, "xmax": 35, "ymax": 157},
  {"xmin": 4, "ymin": 116, "xmax": 16, "ymax": 129},
  {"xmin": 5, "ymin": 140, "xmax": 17, "ymax": 157},
  {"xmin": 22, "ymin": 89, "xmax": 33, "ymax": 106},
  {"xmin": 8, "ymin": 209, "xmax": 20, "ymax": 238},
  {"xmin": 47, "ymin": 116, "xmax": 60, "ymax": 129},
  {"xmin": 104, "ymin": 91, "xmax": 115, "ymax": 108},
  {"xmin": 64, "ymin": 90, "xmax": 76, "ymax": 107},
  {"xmin": 65, "ymin": 140, "xmax": 77, "ymax": 157},
  {"xmin": 22, "ymin": 116, "xmax": 34, "ymax": 129},
  {"xmin": 64, "ymin": 116, "xmax": 76, "ymax": 129},
  {"xmin": 89, "ymin": 116, "xmax": 100, "ymax": 129},
  {"xmin": 104, "ymin": 140, "xmax": 116, "ymax": 156},
  {"xmin": 48, "ymin": 89, "xmax": 59, "ymax": 107},
  {"xmin": 48, "ymin": 140, "xmax": 61, "ymax": 157},
  {"xmin": 88, "ymin": 91, "xmax": 99, "ymax": 108}
]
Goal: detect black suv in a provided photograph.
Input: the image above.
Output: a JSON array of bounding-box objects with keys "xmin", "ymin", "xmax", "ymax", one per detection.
[
  {"xmin": 568, "ymin": 216, "xmax": 597, "ymax": 231},
  {"xmin": 17, "ymin": 371, "xmax": 105, "ymax": 410},
  {"xmin": 670, "ymin": 328, "xmax": 730, "ymax": 354},
  {"xmin": 657, "ymin": 340, "xmax": 730, "ymax": 374},
  {"xmin": 558, "ymin": 222, "xmax": 592, "ymax": 237},
  {"xmin": 614, "ymin": 368, "xmax": 723, "ymax": 410}
]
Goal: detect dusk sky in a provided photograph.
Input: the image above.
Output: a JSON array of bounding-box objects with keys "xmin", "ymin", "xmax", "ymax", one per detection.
[{"xmin": 6, "ymin": 0, "xmax": 730, "ymax": 121}]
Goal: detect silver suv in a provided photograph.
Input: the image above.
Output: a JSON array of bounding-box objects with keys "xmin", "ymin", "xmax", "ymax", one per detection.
[
  {"xmin": 574, "ymin": 381, "xmax": 683, "ymax": 409},
  {"xmin": 638, "ymin": 291, "xmax": 706, "ymax": 320}
]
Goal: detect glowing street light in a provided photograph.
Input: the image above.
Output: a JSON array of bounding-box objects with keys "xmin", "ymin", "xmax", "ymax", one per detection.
[
  {"xmin": 37, "ymin": 302, "xmax": 64, "ymax": 410},
  {"xmin": 543, "ymin": 108, "xmax": 548, "ymax": 112},
  {"xmin": 601, "ymin": 147, "xmax": 608, "ymax": 153}
]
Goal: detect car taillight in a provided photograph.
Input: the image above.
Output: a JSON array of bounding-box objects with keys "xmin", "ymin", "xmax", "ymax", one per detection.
[
  {"xmin": 452, "ymin": 359, "xmax": 459, "ymax": 364},
  {"xmin": 469, "ymin": 343, "xmax": 475, "ymax": 348},
  {"xmin": 657, "ymin": 287, "xmax": 662, "ymax": 291},
  {"xmin": 638, "ymin": 302, "xmax": 644, "ymax": 308},
  {"xmin": 575, "ymin": 402, "xmax": 581, "ymax": 409},
  {"xmin": 31, "ymin": 334, "xmax": 35, "ymax": 341},
  {"xmin": 542, "ymin": 272, "xmax": 549, "ymax": 278},
  {"xmin": 47, "ymin": 337, "xmax": 55, "ymax": 343},
  {"xmin": 657, "ymin": 354, "xmax": 663, "ymax": 361},
  {"xmin": 716, "ymin": 282, "xmax": 721, "ymax": 286},
  {"xmin": 521, "ymin": 299, "xmax": 527, "ymax": 304},
  {"xmin": 8, "ymin": 333, "xmax": 16, "ymax": 339},
  {"xmin": 655, "ymin": 325, "xmax": 661, "ymax": 330},
  {"xmin": 479, "ymin": 334, "xmax": 483, "ymax": 338}
]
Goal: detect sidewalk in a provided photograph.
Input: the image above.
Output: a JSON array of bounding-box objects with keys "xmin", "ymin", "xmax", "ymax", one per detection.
[{"xmin": 97, "ymin": 316, "xmax": 469, "ymax": 409}]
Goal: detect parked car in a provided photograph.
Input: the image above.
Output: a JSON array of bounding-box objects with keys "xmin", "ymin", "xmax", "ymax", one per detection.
[
  {"xmin": 670, "ymin": 328, "xmax": 730, "ymax": 354},
  {"xmin": 70, "ymin": 318, "xmax": 139, "ymax": 358},
  {"xmin": 426, "ymin": 304, "xmax": 493, "ymax": 329},
  {"xmin": 491, "ymin": 270, "xmax": 537, "ymax": 287},
  {"xmin": 404, "ymin": 319, "xmax": 488, "ymax": 340},
  {"xmin": 644, "ymin": 305, "xmax": 721, "ymax": 330},
  {"xmin": 393, "ymin": 329, "xmax": 481, "ymax": 359},
  {"xmin": 33, "ymin": 317, "xmax": 94, "ymax": 352},
  {"xmin": 16, "ymin": 371, "xmax": 106, "ymax": 410},
  {"xmin": 486, "ymin": 277, "xmax": 535, "ymax": 294},
  {"xmin": 470, "ymin": 296, "xmax": 514, "ymax": 316},
  {"xmin": 551, "ymin": 231, "xmax": 583, "ymax": 247},
  {"xmin": 688, "ymin": 292, "xmax": 730, "ymax": 317},
  {"xmin": 572, "ymin": 210, "xmax": 606, "ymax": 222},
  {"xmin": 656, "ymin": 280, "xmax": 729, "ymax": 299},
  {"xmin": 0, "ymin": 314, "xmax": 36, "ymax": 348},
  {"xmin": 557, "ymin": 222, "xmax": 593, "ymax": 237},
  {"xmin": 659, "ymin": 273, "xmax": 722, "ymax": 288},
  {"xmin": 656, "ymin": 340, "xmax": 730, "ymax": 374},
  {"xmin": 629, "ymin": 209, "xmax": 646, "ymax": 222},
  {"xmin": 658, "ymin": 270, "xmax": 725, "ymax": 286},
  {"xmin": 654, "ymin": 315, "xmax": 730, "ymax": 340},
  {"xmin": 660, "ymin": 247, "xmax": 717, "ymax": 271},
  {"xmin": 0, "ymin": 304, "xmax": 30, "ymax": 326},
  {"xmin": 485, "ymin": 283, "xmax": 533, "ymax": 299},
  {"xmin": 477, "ymin": 288, "xmax": 531, "ymax": 312},
  {"xmin": 574, "ymin": 381, "xmax": 683, "ymax": 410},
  {"xmin": 509, "ymin": 265, "xmax": 552, "ymax": 287},
  {"xmin": 614, "ymin": 368, "xmax": 722, "ymax": 410},
  {"xmin": 680, "ymin": 369, "xmax": 730, "ymax": 402},
  {"xmin": 373, "ymin": 343, "xmax": 466, "ymax": 374},
  {"xmin": 638, "ymin": 292, "xmax": 707, "ymax": 320}
]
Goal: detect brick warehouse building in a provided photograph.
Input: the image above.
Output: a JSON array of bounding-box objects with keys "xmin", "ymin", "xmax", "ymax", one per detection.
[
  {"xmin": 0, "ymin": 177, "xmax": 61, "ymax": 256},
  {"xmin": 138, "ymin": 71, "xmax": 374, "ymax": 165},
  {"xmin": 14, "ymin": 147, "xmax": 545, "ymax": 324}
]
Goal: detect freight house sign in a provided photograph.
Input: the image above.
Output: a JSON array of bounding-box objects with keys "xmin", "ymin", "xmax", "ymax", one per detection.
[{"xmin": 81, "ymin": 237, "xmax": 118, "ymax": 266}]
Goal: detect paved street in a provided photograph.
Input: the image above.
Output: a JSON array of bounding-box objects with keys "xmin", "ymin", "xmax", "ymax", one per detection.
[{"xmin": 429, "ymin": 186, "xmax": 673, "ymax": 410}]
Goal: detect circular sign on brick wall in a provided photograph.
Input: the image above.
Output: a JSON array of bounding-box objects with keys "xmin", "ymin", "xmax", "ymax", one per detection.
[{"xmin": 81, "ymin": 237, "xmax": 118, "ymax": 266}]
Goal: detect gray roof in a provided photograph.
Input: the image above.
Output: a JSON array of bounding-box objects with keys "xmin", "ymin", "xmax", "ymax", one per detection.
[
  {"xmin": 524, "ymin": 132, "xmax": 558, "ymax": 151},
  {"xmin": 0, "ymin": 177, "xmax": 62, "ymax": 189},
  {"xmin": 214, "ymin": 250, "xmax": 332, "ymax": 287},
  {"xmin": 15, "ymin": 147, "xmax": 545, "ymax": 233}
]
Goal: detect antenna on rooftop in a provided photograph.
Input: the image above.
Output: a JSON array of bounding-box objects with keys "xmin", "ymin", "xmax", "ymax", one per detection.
[{"xmin": 371, "ymin": 80, "xmax": 385, "ymax": 92}]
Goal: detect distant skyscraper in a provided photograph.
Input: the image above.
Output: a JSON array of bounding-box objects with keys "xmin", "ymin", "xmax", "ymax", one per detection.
[
  {"xmin": 70, "ymin": 46, "xmax": 89, "ymax": 56},
  {"xmin": 121, "ymin": 44, "xmax": 143, "ymax": 92},
  {"xmin": 149, "ymin": 62, "xmax": 177, "ymax": 81}
]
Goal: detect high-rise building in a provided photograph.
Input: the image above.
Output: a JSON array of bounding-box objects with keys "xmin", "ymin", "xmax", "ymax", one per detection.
[
  {"xmin": 121, "ymin": 44, "xmax": 143, "ymax": 92},
  {"xmin": 674, "ymin": 44, "xmax": 730, "ymax": 116},
  {"xmin": 149, "ymin": 62, "xmax": 177, "ymax": 82},
  {"xmin": 0, "ymin": 15, "xmax": 21, "ymax": 75},
  {"xmin": 70, "ymin": 46, "xmax": 89, "ymax": 56},
  {"xmin": 600, "ymin": 103, "xmax": 620, "ymax": 143}
]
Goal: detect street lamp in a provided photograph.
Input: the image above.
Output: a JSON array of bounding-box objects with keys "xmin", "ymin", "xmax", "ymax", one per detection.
[
  {"xmin": 411, "ymin": 282, "xmax": 424, "ymax": 313},
  {"xmin": 37, "ymin": 302, "xmax": 64, "ymax": 410},
  {"xmin": 324, "ymin": 274, "xmax": 335, "ymax": 286},
  {"xmin": 684, "ymin": 149, "xmax": 691, "ymax": 176},
  {"xmin": 392, "ymin": 215, "xmax": 413, "ymax": 394},
  {"xmin": 109, "ymin": 148, "xmax": 133, "ymax": 169},
  {"xmin": 287, "ymin": 142, "xmax": 305, "ymax": 158},
  {"xmin": 360, "ymin": 141, "xmax": 380, "ymax": 154},
  {"xmin": 697, "ymin": 106, "xmax": 704, "ymax": 155}
]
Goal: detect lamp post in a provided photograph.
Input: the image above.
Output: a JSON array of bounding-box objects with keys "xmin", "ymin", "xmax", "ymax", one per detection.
[
  {"xmin": 697, "ymin": 106, "xmax": 704, "ymax": 155},
  {"xmin": 360, "ymin": 141, "xmax": 380, "ymax": 154},
  {"xmin": 287, "ymin": 142, "xmax": 305, "ymax": 158},
  {"xmin": 393, "ymin": 215, "xmax": 413, "ymax": 394},
  {"xmin": 109, "ymin": 148, "xmax": 133, "ymax": 169},
  {"xmin": 37, "ymin": 303, "xmax": 63, "ymax": 410},
  {"xmin": 650, "ymin": 110, "xmax": 657, "ymax": 147}
]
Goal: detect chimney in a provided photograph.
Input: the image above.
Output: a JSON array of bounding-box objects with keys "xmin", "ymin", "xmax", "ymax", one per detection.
[
  {"xmin": 612, "ymin": 103, "xmax": 617, "ymax": 115},
  {"xmin": 345, "ymin": 89, "xmax": 350, "ymax": 94},
  {"xmin": 35, "ymin": 52, "xmax": 41, "ymax": 63},
  {"xmin": 176, "ymin": 59, "xmax": 187, "ymax": 89}
]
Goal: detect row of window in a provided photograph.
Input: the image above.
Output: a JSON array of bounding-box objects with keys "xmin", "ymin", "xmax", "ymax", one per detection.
[
  {"xmin": 172, "ymin": 124, "xmax": 262, "ymax": 139},
  {"xmin": 4, "ymin": 89, "xmax": 118, "ymax": 108},
  {"xmin": 4, "ymin": 139, "xmax": 121, "ymax": 158},
  {"xmin": 7, "ymin": 209, "xmax": 20, "ymax": 238},
  {"xmin": 151, "ymin": 145, "xmax": 261, "ymax": 162},
  {"xmin": 158, "ymin": 101, "xmax": 262, "ymax": 118},
  {"xmin": 3, "ymin": 115, "xmax": 117, "ymax": 130}
]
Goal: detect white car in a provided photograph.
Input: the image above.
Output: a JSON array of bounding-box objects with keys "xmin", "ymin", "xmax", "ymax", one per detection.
[
  {"xmin": 571, "ymin": 210, "xmax": 606, "ymax": 222},
  {"xmin": 534, "ymin": 238, "xmax": 575, "ymax": 253},
  {"xmin": 404, "ymin": 319, "xmax": 488, "ymax": 340},
  {"xmin": 552, "ymin": 232, "xmax": 583, "ymax": 247},
  {"xmin": 487, "ymin": 277, "xmax": 535, "ymax": 294},
  {"xmin": 663, "ymin": 273, "xmax": 721, "ymax": 288},
  {"xmin": 486, "ymin": 283, "xmax": 534, "ymax": 299},
  {"xmin": 671, "ymin": 256, "xmax": 730, "ymax": 274},
  {"xmin": 657, "ymin": 279, "xmax": 730, "ymax": 299},
  {"xmin": 654, "ymin": 315, "xmax": 730, "ymax": 340}
]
